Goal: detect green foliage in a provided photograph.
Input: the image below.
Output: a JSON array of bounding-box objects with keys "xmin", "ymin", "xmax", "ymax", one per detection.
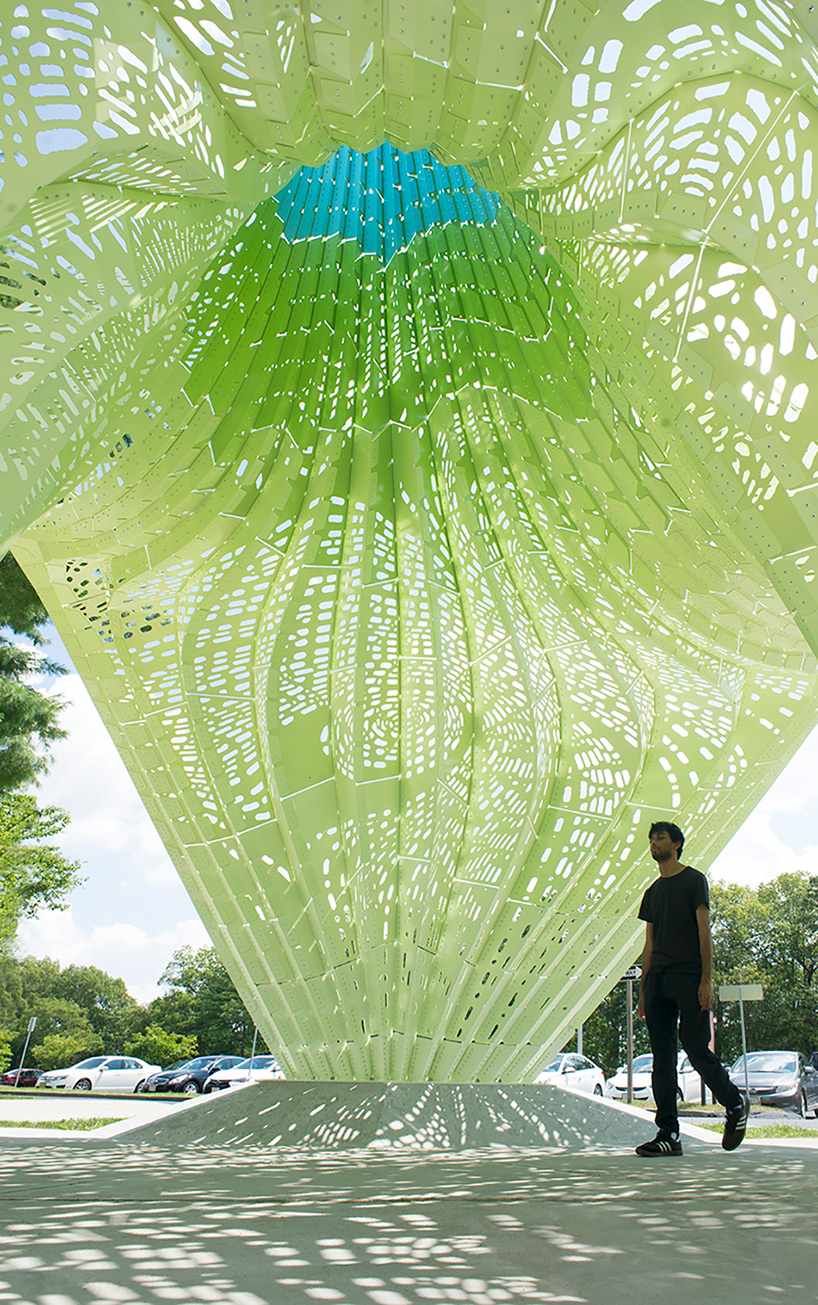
[
  {"xmin": 35, "ymin": 1031, "xmax": 103, "ymax": 1070},
  {"xmin": 0, "ymin": 1027, "xmax": 13, "ymax": 1072},
  {"xmin": 566, "ymin": 972, "xmax": 651, "ymax": 1077},
  {"xmin": 0, "ymin": 956, "xmax": 136, "ymax": 1065},
  {"xmin": 574, "ymin": 871, "xmax": 818, "ymax": 1075},
  {"xmin": 150, "ymin": 946, "xmax": 257, "ymax": 1056},
  {"xmin": 710, "ymin": 872, "xmax": 818, "ymax": 1063},
  {"xmin": 0, "ymin": 795, "xmax": 83, "ymax": 944},
  {"xmin": 0, "ymin": 553, "xmax": 67, "ymax": 795},
  {"xmin": 0, "ymin": 555, "xmax": 50, "ymax": 645},
  {"xmin": 0, "ymin": 948, "xmax": 255, "ymax": 1068},
  {"xmin": 0, "ymin": 1116, "xmax": 121, "ymax": 1130},
  {"xmin": 54, "ymin": 964, "xmax": 141, "ymax": 1049},
  {"xmin": 124, "ymin": 1024, "xmax": 198, "ymax": 1067}
]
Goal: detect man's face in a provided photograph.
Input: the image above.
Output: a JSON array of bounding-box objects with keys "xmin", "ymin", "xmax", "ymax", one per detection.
[{"xmin": 649, "ymin": 829, "xmax": 679, "ymax": 862}]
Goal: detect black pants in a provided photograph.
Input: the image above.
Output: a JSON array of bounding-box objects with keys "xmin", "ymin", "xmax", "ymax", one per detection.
[{"xmin": 642, "ymin": 967, "xmax": 741, "ymax": 1135}]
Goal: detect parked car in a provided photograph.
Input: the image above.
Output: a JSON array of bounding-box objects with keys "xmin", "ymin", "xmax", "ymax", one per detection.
[
  {"xmin": 141, "ymin": 1055, "xmax": 246, "ymax": 1094},
  {"xmin": 38, "ymin": 1056, "xmax": 161, "ymax": 1093},
  {"xmin": 535, "ymin": 1052, "xmax": 606, "ymax": 1096},
  {"xmin": 203, "ymin": 1055, "xmax": 284, "ymax": 1092},
  {"xmin": 605, "ymin": 1052, "xmax": 705, "ymax": 1102},
  {"xmin": 728, "ymin": 1050, "xmax": 818, "ymax": 1116},
  {"xmin": 0, "ymin": 1067, "xmax": 44, "ymax": 1088}
]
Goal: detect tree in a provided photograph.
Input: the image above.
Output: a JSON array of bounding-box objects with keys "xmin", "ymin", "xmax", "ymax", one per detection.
[
  {"xmin": 565, "ymin": 971, "xmax": 651, "ymax": 1077},
  {"xmin": 125, "ymin": 1024, "xmax": 198, "ymax": 1067},
  {"xmin": 573, "ymin": 872, "xmax": 818, "ymax": 1075},
  {"xmin": 0, "ymin": 553, "xmax": 67, "ymax": 794},
  {"xmin": 0, "ymin": 554, "xmax": 50, "ymax": 644},
  {"xmin": 0, "ymin": 795, "xmax": 82, "ymax": 946},
  {"xmin": 151, "ymin": 946, "xmax": 257, "ymax": 1055},
  {"xmin": 0, "ymin": 553, "xmax": 80, "ymax": 947},
  {"xmin": 0, "ymin": 955, "xmax": 144, "ymax": 1065},
  {"xmin": 710, "ymin": 873, "xmax": 818, "ymax": 1063},
  {"xmin": 0, "ymin": 1027, "xmax": 13, "ymax": 1072},
  {"xmin": 54, "ymin": 964, "xmax": 141, "ymax": 1050},
  {"xmin": 35, "ymin": 1030, "xmax": 103, "ymax": 1070}
]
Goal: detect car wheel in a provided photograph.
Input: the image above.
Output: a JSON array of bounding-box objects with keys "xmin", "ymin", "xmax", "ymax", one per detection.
[
  {"xmin": 593, "ymin": 1085, "xmax": 603, "ymax": 1096},
  {"xmin": 74, "ymin": 1079, "xmax": 92, "ymax": 1091},
  {"xmin": 799, "ymin": 1091, "xmax": 808, "ymax": 1118},
  {"xmin": 182, "ymin": 1081, "xmax": 200, "ymax": 1095},
  {"xmin": 134, "ymin": 1080, "xmax": 146, "ymax": 1094}
]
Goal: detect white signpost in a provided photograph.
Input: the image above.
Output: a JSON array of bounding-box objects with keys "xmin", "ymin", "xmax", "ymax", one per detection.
[
  {"xmin": 718, "ymin": 984, "xmax": 764, "ymax": 1098},
  {"xmin": 622, "ymin": 964, "xmax": 641, "ymax": 1103}
]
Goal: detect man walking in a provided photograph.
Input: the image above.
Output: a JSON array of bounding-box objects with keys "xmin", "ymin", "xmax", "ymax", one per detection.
[{"xmin": 635, "ymin": 820, "xmax": 749, "ymax": 1156}]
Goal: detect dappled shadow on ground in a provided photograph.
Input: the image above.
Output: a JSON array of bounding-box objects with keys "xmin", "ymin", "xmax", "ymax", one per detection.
[
  {"xmin": 0, "ymin": 1140, "xmax": 816, "ymax": 1305},
  {"xmin": 113, "ymin": 1081, "xmax": 657, "ymax": 1151}
]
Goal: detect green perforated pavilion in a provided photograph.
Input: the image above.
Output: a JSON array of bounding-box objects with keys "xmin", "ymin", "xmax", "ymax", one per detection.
[{"xmin": 3, "ymin": 0, "xmax": 818, "ymax": 1080}]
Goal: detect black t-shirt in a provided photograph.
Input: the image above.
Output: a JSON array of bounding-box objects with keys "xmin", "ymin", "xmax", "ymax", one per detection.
[{"xmin": 638, "ymin": 865, "xmax": 709, "ymax": 974}]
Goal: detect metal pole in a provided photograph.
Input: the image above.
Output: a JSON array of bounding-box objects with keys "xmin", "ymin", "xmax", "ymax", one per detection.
[
  {"xmin": 626, "ymin": 977, "xmax": 634, "ymax": 1104},
  {"xmin": 738, "ymin": 995, "xmax": 750, "ymax": 1098},
  {"xmin": 14, "ymin": 1017, "xmax": 37, "ymax": 1088},
  {"xmin": 247, "ymin": 1025, "xmax": 259, "ymax": 1081}
]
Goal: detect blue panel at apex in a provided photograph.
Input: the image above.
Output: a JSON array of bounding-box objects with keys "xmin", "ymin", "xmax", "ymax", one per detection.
[{"xmin": 273, "ymin": 143, "xmax": 500, "ymax": 265}]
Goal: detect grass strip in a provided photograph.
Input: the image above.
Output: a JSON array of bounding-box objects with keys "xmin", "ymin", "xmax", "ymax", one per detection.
[
  {"xmin": 0, "ymin": 1117, "xmax": 121, "ymax": 1131},
  {"xmin": 698, "ymin": 1123, "xmax": 814, "ymax": 1139}
]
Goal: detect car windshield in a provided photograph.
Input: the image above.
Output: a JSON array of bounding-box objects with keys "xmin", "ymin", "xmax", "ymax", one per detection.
[
  {"xmin": 230, "ymin": 1056, "xmax": 279, "ymax": 1070},
  {"xmin": 543, "ymin": 1056, "xmax": 567, "ymax": 1072},
  {"xmin": 72, "ymin": 1057, "xmax": 107, "ymax": 1069},
  {"xmin": 731, "ymin": 1052, "xmax": 797, "ymax": 1074},
  {"xmin": 614, "ymin": 1055, "xmax": 652, "ymax": 1074}
]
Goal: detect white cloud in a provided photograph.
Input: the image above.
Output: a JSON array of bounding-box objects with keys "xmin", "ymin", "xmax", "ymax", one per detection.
[
  {"xmin": 17, "ymin": 906, "xmax": 210, "ymax": 1004},
  {"xmin": 20, "ymin": 654, "xmax": 211, "ymax": 999},
  {"xmin": 38, "ymin": 672, "xmax": 181, "ymax": 888}
]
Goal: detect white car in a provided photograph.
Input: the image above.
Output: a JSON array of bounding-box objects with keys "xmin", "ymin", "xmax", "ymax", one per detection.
[
  {"xmin": 605, "ymin": 1052, "xmax": 705, "ymax": 1102},
  {"xmin": 535, "ymin": 1052, "xmax": 606, "ymax": 1096},
  {"xmin": 203, "ymin": 1054, "xmax": 285, "ymax": 1092},
  {"xmin": 37, "ymin": 1056, "xmax": 161, "ymax": 1093}
]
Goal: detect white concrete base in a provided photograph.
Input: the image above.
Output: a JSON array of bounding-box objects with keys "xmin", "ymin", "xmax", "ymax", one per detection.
[{"xmin": 113, "ymin": 1079, "xmax": 713, "ymax": 1150}]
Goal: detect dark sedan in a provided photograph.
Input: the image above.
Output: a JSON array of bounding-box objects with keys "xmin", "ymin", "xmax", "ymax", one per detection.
[
  {"xmin": 141, "ymin": 1055, "xmax": 246, "ymax": 1094},
  {"xmin": 0, "ymin": 1067, "xmax": 44, "ymax": 1088},
  {"xmin": 729, "ymin": 1051, "xmax": 818, "ymax": 1116}
]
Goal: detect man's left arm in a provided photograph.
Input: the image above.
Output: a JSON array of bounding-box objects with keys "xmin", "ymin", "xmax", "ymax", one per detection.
[{"xmin": 696, "ymin": 902, "xmax": 714, "ymax": 1010}]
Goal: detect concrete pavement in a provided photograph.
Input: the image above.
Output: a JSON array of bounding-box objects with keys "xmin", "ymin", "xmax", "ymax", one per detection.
[{"xmin": 0, "ymin": 1082, "xmax": 814, "ymax": 1305}]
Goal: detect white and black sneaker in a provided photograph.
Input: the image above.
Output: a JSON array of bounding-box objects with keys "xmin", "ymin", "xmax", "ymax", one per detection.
[
  {"xmin": 722, "ymin": 1094, "xmax": 750, "ymax": 1151},
  {"xmin": 635, "ymin": 1132, "xmax": 683, "ymax": 1156}
]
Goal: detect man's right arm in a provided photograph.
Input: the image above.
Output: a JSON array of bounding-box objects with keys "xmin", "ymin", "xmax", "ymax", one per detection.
[{"xmin": 637, "ymin": 923, "xmax": 653, "ymax": 1019}]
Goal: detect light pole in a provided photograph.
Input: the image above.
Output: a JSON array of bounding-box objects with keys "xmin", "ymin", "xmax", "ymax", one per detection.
[{"xmin": 14, "ymin": 1017, "xmax": 37, "ymax": 1087}]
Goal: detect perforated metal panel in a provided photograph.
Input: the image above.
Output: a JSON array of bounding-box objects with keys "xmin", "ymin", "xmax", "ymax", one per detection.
[{"xmin": 3, "ymin": 1, "xmax": 818, "ymax": 1080}]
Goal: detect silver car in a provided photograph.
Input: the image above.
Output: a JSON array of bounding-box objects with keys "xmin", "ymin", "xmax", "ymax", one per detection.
[{"xmin": 729, "ymin": 1051, "xmax": 818, "ymax": 1116}]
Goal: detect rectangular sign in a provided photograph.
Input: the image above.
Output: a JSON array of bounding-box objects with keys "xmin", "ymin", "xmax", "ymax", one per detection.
[{"xmin": 718, "ymin": 984, "xmax": 764, "ymax": 1001}]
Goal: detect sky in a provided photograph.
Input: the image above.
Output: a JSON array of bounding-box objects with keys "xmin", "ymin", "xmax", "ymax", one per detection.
[{"xmin": 15, "ymin": 631, "xmax": 818, "ymax": 1004}]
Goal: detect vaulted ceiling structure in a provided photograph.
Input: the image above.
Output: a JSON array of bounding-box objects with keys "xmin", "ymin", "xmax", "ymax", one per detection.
[{"xmin": 2, "ymin": 0, "xmax": 818, "ymax": 1080}]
